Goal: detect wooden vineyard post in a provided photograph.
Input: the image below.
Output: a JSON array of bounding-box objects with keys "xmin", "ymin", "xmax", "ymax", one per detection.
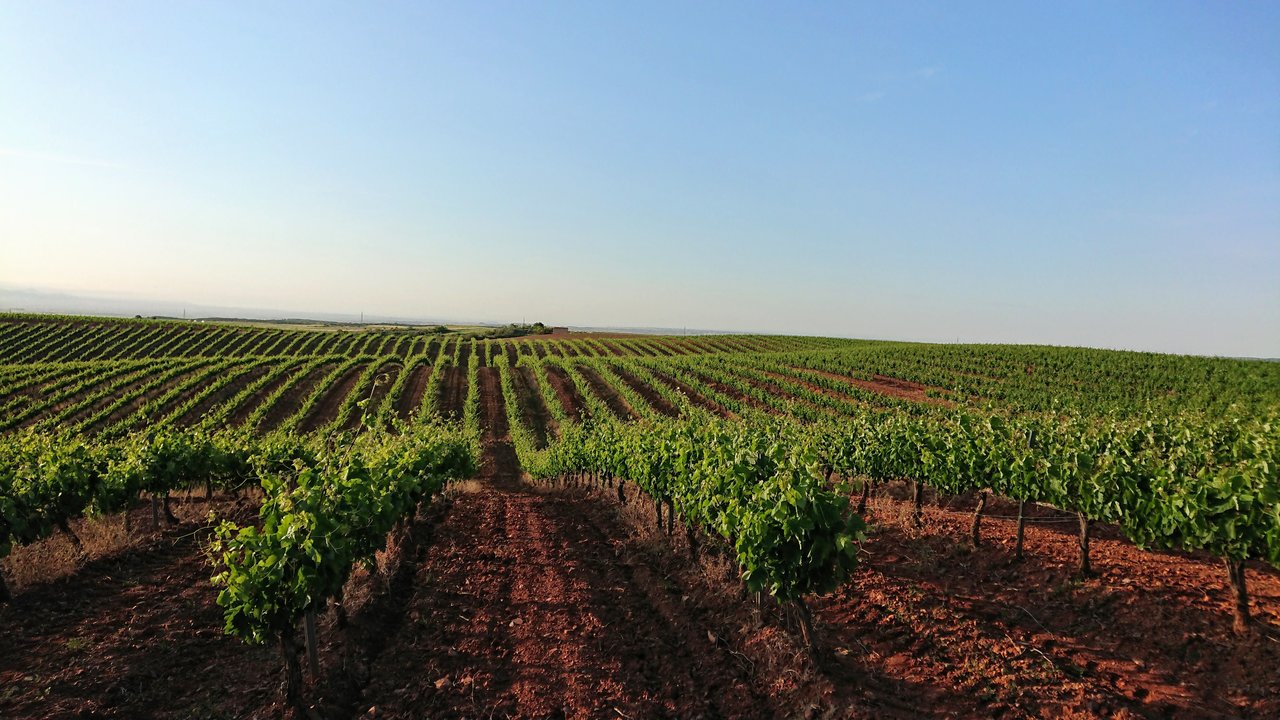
[
  {"xmin": 280, "ymin": 624, "xmax": 305, "ymax": 717},
  {"xmin": 304, "ymin": 610, "xmax": 320, "ymax": 676},
  {"xmin": 1014, "ymin": 500, "xmax": 1027, "ymax": 560},
  {"xmin": 655, "ymin": 496, "xmax": 663, "ymax": 532},
  {"xmin": 1225, "ymin": 559, "xmax": 1251, "ymax": 636},
  {"xmin": 333, "ymin": 588, "xmax": 349, "ymax": 629},
  {"xmin": 685, "ymin": 522, "xmax": 700, "ymax": 561},
  {"xmin": 57, "ymin": 520, "xmax": 84, "ymax": 556},
  {"xmin": 793, "ymin": 598, "xmax": 818, "ymax": 656},
  {"xmin": 164, "ymin": 491, "xmax": 179, "ymax": 525},
  {"xmin": 912, "ymin": 480, "xmax": 924, "ymax": 527},
  {"xmin": 1077, "ymin": 512, "xmax": 1092, "ymax": 576},
  {"xmin": 151, "ymin": 496, "xmax": 160, "ymax": 530},
  {"xmin": 856, "ymin": 480, "xmax": 871, "ymax": 516},
  {"xmin": 970, "ymin": 491, "xmax": 988, "ymax": 547}
]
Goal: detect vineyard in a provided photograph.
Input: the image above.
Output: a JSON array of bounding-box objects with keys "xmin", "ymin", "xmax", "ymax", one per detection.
[{"xmin": 1, "ymin": 313, "xmax": 1278, "ymax": 718}]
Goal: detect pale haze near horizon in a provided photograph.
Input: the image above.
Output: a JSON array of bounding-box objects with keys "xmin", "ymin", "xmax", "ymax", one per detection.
[{"xmin": 2, "ymin": 2, "xmax": 1277, "ymax": 357}]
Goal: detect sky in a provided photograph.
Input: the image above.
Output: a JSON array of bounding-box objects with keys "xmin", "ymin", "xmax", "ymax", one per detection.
[{"xmin": 2, "ymin": 2, "xmax": 1278, "ymax": 357}]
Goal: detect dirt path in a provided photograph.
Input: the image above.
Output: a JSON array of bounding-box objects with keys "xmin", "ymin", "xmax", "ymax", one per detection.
[
  {"xmin": 360, "ymin": 482, "xmax": 772, "ymax": 719},
  {"xmin": 358, "ymin": 365, "xmax": 769, "ymax": 719}
]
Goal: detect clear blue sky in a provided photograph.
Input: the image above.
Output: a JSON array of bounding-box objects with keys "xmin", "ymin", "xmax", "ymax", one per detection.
[{"xmin": 2, "ymin": 2, "xmax": 1277, "ymax": 356}]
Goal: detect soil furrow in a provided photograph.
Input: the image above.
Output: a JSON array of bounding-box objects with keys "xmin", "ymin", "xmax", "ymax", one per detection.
[
  {"xmin": 342, "ymin": 363, "xmax": 402, "ymax": 431},
  {"xmin": 544, "ymin": 365, "xmax": 587, "ymax": 422},
  {"xmin": 394, "ymin": 363, "xmax": 433, "ymax": 421},
  {"xmin": 299, "ymin": 364, "xmax": 367, "ymax": 433},
  {"xmin": 257, "ymin": 362, "xmax": 337, "ymax": 431},
  {"xmin": 226, "ymin": 364, "xmax": 304, "ymax": 427},
  {"xmin": 174, "ymin": 363, "xmax": 275, "ymax": 427},
  {"xmin": 648, "ymin": 369, "xmax": 732, "ymax": 418},
  {"xmin": 436, "ymin": 365, "xmax": 469, "ymax": 420},
  {"xmin": 610, "ymin": 365, "xmax": 680, "ymax": 418},
  {"xmin": 576, "ymin": 365, "xmax": 637, "ymax": 421},
  {"xmin": 513, "ymin": 366, "xmax": 553, "ymax": 447}
]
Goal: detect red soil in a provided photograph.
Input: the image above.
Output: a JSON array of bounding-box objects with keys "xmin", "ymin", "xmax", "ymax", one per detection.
[
  {"xmin": 512, "ymin": 366, "xmax": 554, "ymax": 447},
  {"xmin": 256, "ymin": 362, "xmax": 336, "ymax": 431},
  {"xmin": 357, "ymin": 482, "xmax": 772, "ymax": 719},
  {"xmin": 393, "ymin": 363, "xmax": 433, "ymax": 421},
  {"xmin": 506, "ymin": 329, "xmax": 644, "ymax": 341},
  {"xmin": 689, "ymin": 368, "xmax": 771, "ymax": 412},
  {"xmin": 575, "ymin": 365, "xmax": 637, "ymax": 421},
  {"xmin": 356, "ymin": 371, "xmax": 771, "ymax": 719},
  {"xmin": 2, "ymin": 369, "xmax": 1278, "ymax": 719},
  {"xmin": 595, "ymin": 340, "xmax": 627, "ymax": 356},
  {"xmin": 726, "ymin": 367, "xmax": 834, "ymax": 417},
  {"xmin": 543, "ymin": 365, "xmax": 586, "ymax": 422},
  {"xmin": 653, "ymin": 339, "xmax": 692, "ymax": 355},
  {"xmin": 173, "ymin": 363, "xmax": 274, "ymax": 427},
  {"xmin": 799, "ymin": 366, "xmax": 954, "ymax": 406},
  {"xmin": 197, "ymin": 328, "xmax": 243, "ymax": 358},
  {"xmin": 226, "ymin": 363, "xmax": 306, "ymax": 427},
  {"xmin": 0, "ymin": 502, "xmax": 281, "ymax": 719},
  {"xmin": 436, "ymin": 365, "xmax": 469, "ymax": 420},
  {"xmin": 611, "ymin": 366, "xmax": 681, "ymax": 418},
  {"xmin": 421, "ymin": 339, "xmax": 441, "ymax": 361},
  {"xmin": 16, "ymin": 366, "xmax": 150, "ymax": 430},
  {"xmin": 138, "ymin": 366, "xmax": 238, "ymax": 427},
  {"xmin": 647, "ymin": 369, "xmax": 733, "ymax": 418},
  {"xmin": 294, "ymin": 333, "xmax": 328, "ymax": 356},
  {"xmin": 806, "ymin": 488, "xmax": 1280, "ymax": 718},
  {"xmin": 761, "ymin": 368, "xmax": 871, "ymax": 410},
  {"xmin": 344, "ymin": 363, "xmax": 402, "ymax": 431},
  {"xmin": 298, "ymin": 364, "xmax": 366, "ymax": 433}
]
